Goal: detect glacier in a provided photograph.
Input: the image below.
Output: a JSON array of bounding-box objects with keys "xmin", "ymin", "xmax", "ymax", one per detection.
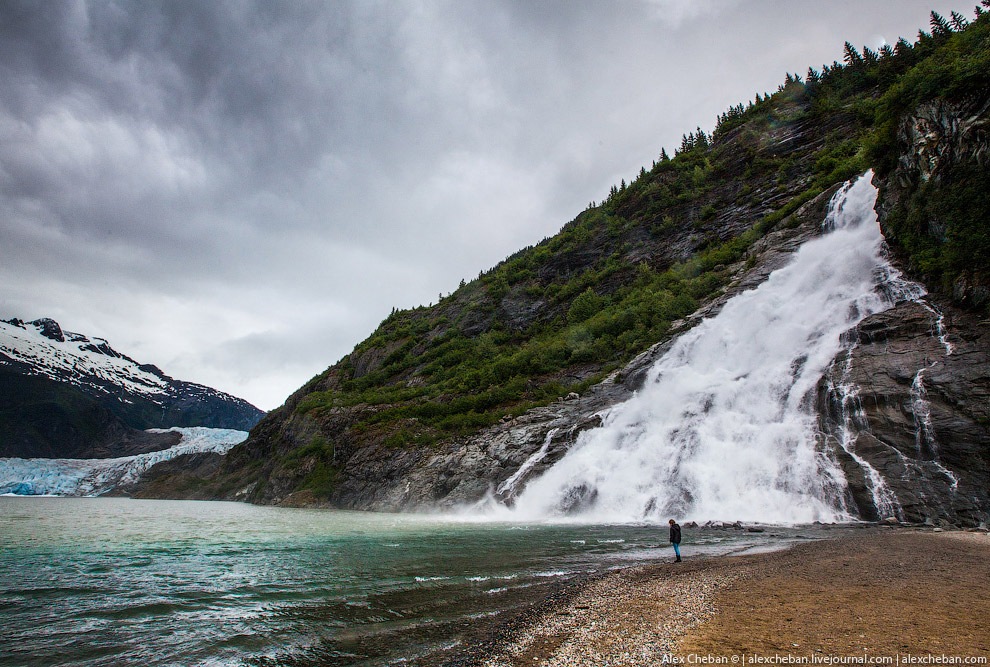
[{"xmin": 0, "ymin": 427, "xmax": 247, "ymax": 497}]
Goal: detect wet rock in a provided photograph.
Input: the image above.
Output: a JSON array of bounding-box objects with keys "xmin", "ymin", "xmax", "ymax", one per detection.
[{"xmin": 818, "ymin": 300, "xmax": 990, "ymax": 527}]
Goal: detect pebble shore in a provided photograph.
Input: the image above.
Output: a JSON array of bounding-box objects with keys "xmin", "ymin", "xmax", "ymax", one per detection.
[
  {"xmin": 482, "ymin": 559, "xmax": 739, "ymax": 667},
  {"xmin": 433, "ymin": 529, "xmax": 990, "ymax": 666}
]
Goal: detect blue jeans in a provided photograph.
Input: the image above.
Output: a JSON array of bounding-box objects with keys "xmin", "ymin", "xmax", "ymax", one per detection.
[{"xmin": 672, "ymin": 543, "xmax": 680, "ymax": 558}]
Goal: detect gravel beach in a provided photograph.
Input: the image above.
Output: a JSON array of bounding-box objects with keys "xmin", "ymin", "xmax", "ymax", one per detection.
[{"xmin": 456, "ymin": 529, "xmax": 990, "ymax": 667}]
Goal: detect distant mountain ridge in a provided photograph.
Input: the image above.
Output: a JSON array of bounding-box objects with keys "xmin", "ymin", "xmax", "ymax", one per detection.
[{"xmin": 0, "ymin": 317, "xmax": 264, "ymax": 457}]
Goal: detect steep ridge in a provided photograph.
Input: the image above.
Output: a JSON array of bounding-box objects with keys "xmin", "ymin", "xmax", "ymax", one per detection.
[
  {"xmin": 135, "ymin": 10, "xmax": 990, "ymax": 525},
  {"xmin": 0, "ymin": 367, "xmax": 182, "ymax": 459},
  {"xmin": 0, "ymin": 317, "xmax": 264, "ymax": 457},
  {"xmin": 819, "ymin": 300, "xmax": 989, "ymax": 525}
]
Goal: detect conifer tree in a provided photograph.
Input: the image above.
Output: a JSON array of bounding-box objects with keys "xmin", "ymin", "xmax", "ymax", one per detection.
[
  {"xmin": 950, "ymin": 10, "xmax": 968, "ymax": 29},
  {"xmin": 660, "ymin": 147, "xmax": 669, "ymax": 162},
  {"xmin": 894, "ymin": 37, "xmax": 913, "ymax": 59},
  {"xmin": 843, "ymin": 41, "xmax": 863, "ymax": 67},
  {"xmin": 695, "ymin": 127, "xmax": 708, "ymax": 148},
  {"xmin": 930, "ymin": 11, "xmax": 952, "ymax": 37}
]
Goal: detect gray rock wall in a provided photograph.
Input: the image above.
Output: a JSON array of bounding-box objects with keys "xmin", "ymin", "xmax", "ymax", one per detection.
[{"xmin": 818, "ymin": 301, "xmax": 990, "ymax": 526}]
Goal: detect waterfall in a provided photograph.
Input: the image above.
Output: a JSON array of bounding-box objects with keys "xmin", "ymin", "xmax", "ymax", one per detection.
[
  {"xmin": 509, "ymin": 172, "xmax": 917, "ymax": 524},
  {"xmin": 823, "ymin": 339, "xmax": 901, "ymax": 520},
  {"xmin": 907, "ymin": 300, "xmax": 960, "ymax": 494},
  {"xmin": 496, "ymin": 428, "xmax": 559, "ymax": 498}
]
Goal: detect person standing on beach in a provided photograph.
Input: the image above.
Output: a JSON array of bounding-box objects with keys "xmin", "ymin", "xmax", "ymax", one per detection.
[{"xmin": 669, "ymin": 519, "xmax": 682, "ymax": 562}]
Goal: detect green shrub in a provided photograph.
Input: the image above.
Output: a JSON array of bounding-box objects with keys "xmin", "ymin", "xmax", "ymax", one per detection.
[{"xmin": 568, "ymin": 287, "xmax": 604, "ymax": 323}]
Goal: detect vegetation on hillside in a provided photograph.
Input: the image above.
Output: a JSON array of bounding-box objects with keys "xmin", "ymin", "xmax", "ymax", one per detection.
[
  {"xmin": 867, "ymin": 7, "xmax": 990, "ymax": 296},
  {"xmin": 236, "ymin": 8, "xmax": 990, "ymax": 500}
]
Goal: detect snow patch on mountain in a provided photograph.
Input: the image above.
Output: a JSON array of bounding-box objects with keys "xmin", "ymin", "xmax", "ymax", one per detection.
[
  {"xmin": 0, "ymin": 317, "xmax": 170, "ymax": 397},
  {"xmin": 0, "ymin": 427, "xmax": 247, "ymax": 496},
  {"xmin": 0, "ymin": 317, "xmax": 265, "ymax": 431}
]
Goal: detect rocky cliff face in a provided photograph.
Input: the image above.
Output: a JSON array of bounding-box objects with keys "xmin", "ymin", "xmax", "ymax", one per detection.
[
  {"xmin": 819, "ymin": 301, "xmax": 989, "ymax": 526},
  {"xmin": 874, "ymin": 95, "xmax": 990, "ymax": 310},
  {"xmin": 833, "ymin": 96, "xmax": 990, "ymax": 527}
]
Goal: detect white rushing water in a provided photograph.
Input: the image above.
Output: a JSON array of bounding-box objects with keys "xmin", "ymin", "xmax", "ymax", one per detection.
[
  {"xmin": 0, "ymin": 427, "xmax": 247, "ymax": 496},
  {"xmin": 497, "ymin": 428, "xmax": 559, "ymax": 497},
  {"xmin": 509, "ymin": 173, "xmax": 920, "ymax": 524}
]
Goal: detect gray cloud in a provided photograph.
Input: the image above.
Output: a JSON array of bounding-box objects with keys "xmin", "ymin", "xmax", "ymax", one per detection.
[{"xmin": 0, "ymin": 0, "xmax": 971, "ymax": 410}]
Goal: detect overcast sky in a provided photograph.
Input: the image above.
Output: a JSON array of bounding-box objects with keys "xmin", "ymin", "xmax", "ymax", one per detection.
[{"xmin": 0, "ymin": 1, "xmax": 973, "ymax": 411}]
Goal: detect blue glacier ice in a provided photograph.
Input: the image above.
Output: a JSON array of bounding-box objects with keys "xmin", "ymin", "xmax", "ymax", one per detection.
[{"xmin": 0, "ymin": 427, "xmax": 247, "ymax": 496}]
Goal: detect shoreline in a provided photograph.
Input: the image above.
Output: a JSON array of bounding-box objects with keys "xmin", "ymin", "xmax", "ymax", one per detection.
[{"xmin": 434, "ymin": 528, "xmax": 990, "ymax": 666}]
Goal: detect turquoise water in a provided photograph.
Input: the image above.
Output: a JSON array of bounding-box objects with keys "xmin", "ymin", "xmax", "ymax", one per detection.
[{"xmin": 0, "ymin": 497, "xmax": 815, "ymax": 666}]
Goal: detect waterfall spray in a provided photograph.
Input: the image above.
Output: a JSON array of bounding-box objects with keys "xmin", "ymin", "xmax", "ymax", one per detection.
[{"xmin": 506, "ymin": 173, "xmax": 920, "ymax": 524}]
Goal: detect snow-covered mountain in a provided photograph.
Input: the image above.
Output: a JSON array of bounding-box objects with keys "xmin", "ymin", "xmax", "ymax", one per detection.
[
  {"xmin": 0, "ymin": 317, "xmax": 264, "ymax": 434},
  {"xmin": 0, "ymin": 427, "xmax": 247, "ymax": 496},
  {"xmin": 1, "ymin": 317, "xmax": 172, "ymax": 397}
]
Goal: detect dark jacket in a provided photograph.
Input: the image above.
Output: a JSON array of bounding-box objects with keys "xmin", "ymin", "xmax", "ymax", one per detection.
[{"xmin": 669, "ymin": 522, "xmax": 681, "ymax": 544}]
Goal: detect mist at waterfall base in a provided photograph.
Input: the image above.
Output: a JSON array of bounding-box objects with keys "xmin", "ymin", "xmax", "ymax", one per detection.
[{"xmin": 501, "ymin": 173, "xmax": 920, "ymax": 525}]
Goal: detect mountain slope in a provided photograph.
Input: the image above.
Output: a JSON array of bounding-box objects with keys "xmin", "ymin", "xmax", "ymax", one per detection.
[
  {"xmin": 138, "ymin": 10, "xmax": 989, "ymax": 524},
  {"xmin": 0, "ymin": 317, "xmax": 264, "ymax": 456},
  {"xmin": 0, "ymin": 367, "xmax": 181, "ymax": 458}
]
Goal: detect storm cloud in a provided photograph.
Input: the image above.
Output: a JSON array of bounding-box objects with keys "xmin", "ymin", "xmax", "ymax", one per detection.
[{"xmin": 0, "ymin": 1, "xmax": 969, "ymax": 409}]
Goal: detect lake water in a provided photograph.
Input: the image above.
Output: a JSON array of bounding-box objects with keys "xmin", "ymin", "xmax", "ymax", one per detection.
[{"xmin": 0, "ymin": 497, "xmax": 828, "ymax": 666}]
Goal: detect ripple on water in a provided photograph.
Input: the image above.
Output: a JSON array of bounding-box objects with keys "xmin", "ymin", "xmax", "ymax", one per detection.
[{"xmin": 0, "ymin": 497, "xmax": 822, "ymax": 667}]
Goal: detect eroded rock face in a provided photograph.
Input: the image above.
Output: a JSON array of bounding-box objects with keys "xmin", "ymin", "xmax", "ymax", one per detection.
[
  {"xmin": 874, "ymin": 96, "xmax": 990, "ymax": 310},
  {"xmin": 848, "ymin": 96, "xmax": 990, "ymax": 526},
  {"xmin": 819, "ymin": 300, "xmax": 990, "ymax": 526},
  {"xmin": 892, "ymin": 98, "xmax": 989, "ymax": 187}
]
